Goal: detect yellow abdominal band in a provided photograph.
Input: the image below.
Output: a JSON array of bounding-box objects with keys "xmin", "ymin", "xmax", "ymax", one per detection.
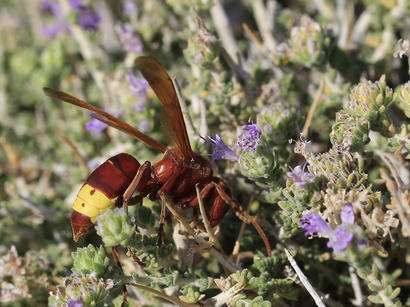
[{"xmin": 72, "ymin": 184, "xmax": 117, "ymax": 222}]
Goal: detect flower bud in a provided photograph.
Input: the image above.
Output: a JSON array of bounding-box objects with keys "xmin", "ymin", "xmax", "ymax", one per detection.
[
  {"xmin": 330, "ymin": 111, "xmax": 370, "ymax": 151},
  {"xmin": 344, "ymin": 76, "xmax": 395, "ymax": 136},
  {"xmin": 346, "ymin": 75, "xmax": 394, "ymax": 118},
  {"xmin": 258, "ymin": 103, "xmax": 298, "ymax": 145},
  {"xmin": 71, "ymin": 245, "xmax": 109, "ymax": 277},
  {"xmin": 288, "ymin": 15, "xmax": 329, "ymax": 68},
  {"xmin": 95, "ymin": 208, "xmax": 135, "ymax": 247},
  {"xmin": 239, "ymin": 147, "xmax": 280, "ymax": 187},
  {"xmin": 49, "ymin": 273, "xmax": 114, "ymax": 306},
  {"xmin": 184, "ymin": 15, "xmax": 220, "ymax": 68},
  {"xmin": 397, "ymin": 81, "xmax": 410, "ymax": 118}
]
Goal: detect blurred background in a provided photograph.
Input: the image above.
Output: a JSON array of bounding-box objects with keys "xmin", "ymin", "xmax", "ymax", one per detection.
[{"xmin": 0, "ymin": 0, "xmax": 408, "ymax": 305}]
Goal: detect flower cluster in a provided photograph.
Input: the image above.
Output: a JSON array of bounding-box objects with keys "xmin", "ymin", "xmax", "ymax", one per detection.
[
  {"xmin": 0, "ymin": 246, "xmax": 49, "ymax": 303},
  {"xmin": 128, "ymin": 72, "xmax": 148, "ymax": 101},
  {"xmin": 397, "ymin": 81, "xmax": 410, "ymax": 118},
  {"xmin": 330, "ymin": 75, "xmax": 395, "ymax": 151},
  {"xmin": 275, "ymin": 15, "xmax": 330, "ymax": 68},
  {"xmin": 116, "ymin": 23, "xmax": 143, "ymax": 53},
  {"xmin": 69, "ymin": 0, "xmax": 101, "ymax": 31},
  {"xmin": 346, "ymin": 75, "xmax": 394, "ymax": 118},
  {"xmin": 237, "ymin": 124, "xmax": 262, "ymax": 152},
  {"xmin": 122, "ymin": 0, "xmax": 138, "ymax": 19},
  {"xmin": 49, "ymin": 272, "xmax": 114, "ymax": 306},
  {"xmin": 41, "ymin": 0, "xmax": 70, "ymax": 38},
  {"xmin": 301, "ymin": 204, "xmax": 366, "ymax": 253},
  {"xmin": 41, "ymin": 0, "xmax": 100, "ymax": 39},
  {"xmin": 258, "ymin": 103, "xmax": 298, "ymax": 146}
]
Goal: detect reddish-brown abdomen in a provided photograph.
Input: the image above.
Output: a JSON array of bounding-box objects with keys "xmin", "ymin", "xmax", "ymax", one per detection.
[
  {"xmin": 71, "ymin": 210, "xmax": 94, "ymax": 242},
  {"xmin": 86, "ymin": 153, "xmax": 140, "ymax": 198},
  {"xmin": 71, "ymin": 153, "xmax": 140, "ymax": 241}
]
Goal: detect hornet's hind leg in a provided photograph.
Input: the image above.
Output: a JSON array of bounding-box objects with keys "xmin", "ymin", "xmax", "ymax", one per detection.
[
  {"xmin": 121, "ymin": 161, "xmax": 156, "ymax": 214},
  {"xmin": 212, "ymin": 181, "xmax": 272, "ymax": 257}
]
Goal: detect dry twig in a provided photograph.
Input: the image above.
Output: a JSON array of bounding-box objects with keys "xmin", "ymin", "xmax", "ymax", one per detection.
[
  {"xmin": 349, "ymin": 266, "xmax": 364, "ymax": 306},
  {"xmin": 128, "ymin": 283, "xmax": 202, "ymax": 307},
  {"xmin": 210, "ymin": 0, "xmax": 241, "ymax": 61},
  {"xmin": 302, "ymin": 78, "xmax": 324, "ymax": 139},
  {"xmin": 285, "ymin": 248, "xmax": 326, "ymax": 307}
]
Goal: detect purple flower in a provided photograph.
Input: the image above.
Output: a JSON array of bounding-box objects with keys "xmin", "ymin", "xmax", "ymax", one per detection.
[
  {"xmin": 85, "ymin": 117, "xmax": 108, "ymax": 136},
  {"xmin": 69, "ymin": 0, "xmax": 101, "ymax": 31},
  {"xmin": 116, "ymin": 23, "xmax": 132, "ymax": 41},
  {"xmin": 122, "ymin": 0, "xmax": 138, "ymax": 18},
  {"xmin": 42, "ymin": 0, "xmax": 62, "ymax": 17},
  {"xmin": 87, "ymin": 157, "xmax": 102, "ymax": 171},
  {"xmin": 237, "ymin": 123, "xmax": 262, "ymax": 152},
  {"xmin": 124, "ymin": 37, "xmax": 143, "ymax": 53},
  {"xmin": 68, "ymin": 297, "xmax": 83, "ymax": 307},
  {"xmin": 134, "ymin": 101, "xmax": 146, "ymax": 112},
  {"xmin": 41, "ymin": 0, "xmax": 70, "ymax": 38},
  {"xmin": 42, "ymin": 23, "xmax": 70, "ymax": 39},
  {"xmin": 128, "ymin": 72, "xmax": 148, "ymax": 100},
  {"xmin": 69, "ymin": 0, "xmax": 83, "ymax": 10},
  {"xmin": 203, "ymin": 135, "xmax": 238, "ymax": 165},
  {"xmin": 286, "ymin": 165, "xmax": 315, "ymax": 187},
  {"xmin": 77, "ymin": 8, "xmax": 101, "ymax": 31},
  {"xmin": 327, "ymin": 226, "xmax": 353, "ymax": 252},
  {"xmin": 300, "ymin": 213, "xmax": 333, "ymax": 236},
  {"xmin": 85, "ymin": 109, "xmax": 121, "ymax": 136},
  {"xmin": 340, "ymin": 203, "xmax": 354, "ymax": 224},
  {"xmin": 138, "ymin": 119, "xmax": 150, "ymax": 132},
  {"xmin": 116, "ymin": 23, "xmax": 143, "ymax": 53},
  {"xmin": 301, "ymin": 203, "xmax": 358, "ymax": 253}
]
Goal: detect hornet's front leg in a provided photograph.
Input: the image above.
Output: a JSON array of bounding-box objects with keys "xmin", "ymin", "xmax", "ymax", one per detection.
[
  {"xmin": 158, "ymin": 191, "xmax": 195, "ymax": 247},
  {"xmin": 155, "ymin": 168, "xmax": 187, "ymax": 246}
]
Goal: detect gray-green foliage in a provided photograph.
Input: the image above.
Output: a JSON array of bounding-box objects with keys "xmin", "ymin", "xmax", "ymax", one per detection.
[
  {"xmin": 72, "ymin": 245, "xmax": 110, "ymax": 276},
  {"xmin": 95, "ymin": 208, "xmax": 136, "ymax": 247},
  {"xmin": 1, "ymin": 0, "xmax": 408, "ymax": 306}
]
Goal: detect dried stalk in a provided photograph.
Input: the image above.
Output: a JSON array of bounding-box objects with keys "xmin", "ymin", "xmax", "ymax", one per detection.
[{"xmin": 285, "ymin": 248, "xmax": 326, "ymax": 307}]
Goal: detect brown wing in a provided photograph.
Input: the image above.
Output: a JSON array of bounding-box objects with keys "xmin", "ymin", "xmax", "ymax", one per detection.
[
  {"xmin": 43, "ymin": 87, "xmax": 167, "ymax": 153},
  {"xmin": 135, "ymin": 56, "xmax": 193, "ymax": 160}
]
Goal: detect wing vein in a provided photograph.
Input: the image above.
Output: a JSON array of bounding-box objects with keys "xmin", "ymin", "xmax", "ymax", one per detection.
[{"xmin": 135, "ymin": 57, "xmax": 193, "ymax": 159}]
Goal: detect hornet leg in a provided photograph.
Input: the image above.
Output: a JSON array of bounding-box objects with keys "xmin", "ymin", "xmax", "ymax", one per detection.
[
  {"xmin": 213, "ymin": 181, "xmax": 272, "ymax": 257},
  {"xmin": 122, "ymin": 161, "xmax": 153, "ymax": 214}
]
